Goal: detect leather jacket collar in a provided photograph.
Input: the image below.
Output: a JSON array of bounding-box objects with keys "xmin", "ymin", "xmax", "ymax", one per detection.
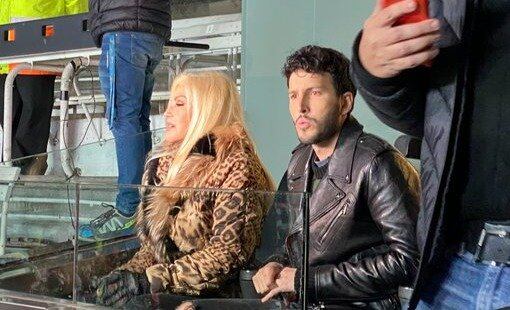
[
  {"xmin": 288, "ymin": 116, "xmax": 364, "ymax": 189},
  {"xmin": 287, "ymin": 117, "xmax": 364, "ymax": 233}
]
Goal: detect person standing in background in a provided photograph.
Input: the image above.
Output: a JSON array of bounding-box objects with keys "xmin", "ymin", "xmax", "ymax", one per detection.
[
  {"xmin": 79, "ymin": 1, "xmax": 172, "ymax": 241},
  {"xmin": 0, "ymin": 0, "xmax": 88, "ymax": 175},
  {"xmin": 352, "ymin": 0, "xmax": 510, "ymax": 308}
]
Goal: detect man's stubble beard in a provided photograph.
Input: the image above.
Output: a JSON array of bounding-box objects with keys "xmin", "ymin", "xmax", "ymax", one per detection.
[{"xmin": 297, "ymin": 105, "xmax": 342, "ymax": 145}]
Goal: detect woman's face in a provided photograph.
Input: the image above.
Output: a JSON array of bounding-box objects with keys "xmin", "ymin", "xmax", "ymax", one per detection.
[{"xmin": 164, "ymin": 84, "xmax": 192, "ymax": 144}]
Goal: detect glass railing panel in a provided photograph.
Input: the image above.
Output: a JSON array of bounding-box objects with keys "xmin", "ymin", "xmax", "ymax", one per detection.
[
  {"xmin": 0, "ymin": 289, "xmax": 102, "ymax": 309},
  {"xmin": 0, "ymin": 180, "xmax": 79, "ymax": 301},
  {"xmin": 74, "ymin": 183, "xmax": 306, "ymax": 309},
  {"xmin": 3, "ymin": 128, "xmax": 165, "ymax": 179},
  {"xmin": 0, "ymin": 180, "xmax": 311, "ymax": 309},
  {"xmin": 73, "ymin": 182, "xmax": 138, "ymax": 304}
]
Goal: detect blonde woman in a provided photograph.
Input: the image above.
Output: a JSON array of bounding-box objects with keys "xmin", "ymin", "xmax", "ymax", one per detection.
[{"xmin": 95, "ymin": 71, "xmax": 274, "ymax": 307}]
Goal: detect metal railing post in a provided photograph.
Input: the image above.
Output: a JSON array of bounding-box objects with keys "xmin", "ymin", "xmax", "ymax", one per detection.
[
  {"xmin": 72, "ymin": 183, "xmax": 80, "ymax": 301},
  {"xmin": 2, "ymin": 63, "xmax": 62, "ymax": 163},
  {"xmin": 301, "ymin": 192, "xmax": 310, "ymax": 310},
  {"xmin": 60, "ymin": 60, "xmax": 78, "ymax": 177},
  {"xmin": 0, "ymin": 166, "xmax": 20, "ymax": 256}
]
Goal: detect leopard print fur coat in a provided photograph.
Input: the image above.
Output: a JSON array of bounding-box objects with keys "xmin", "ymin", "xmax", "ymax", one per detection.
[{"xmin": 118, "ymin": 123, "xmax": 274, "ymax": 296}]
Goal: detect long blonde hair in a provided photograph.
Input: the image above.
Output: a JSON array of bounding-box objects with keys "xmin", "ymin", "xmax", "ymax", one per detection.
[{"xmin": 163, "ymin": 71, "xmax": 262, "ymax": 184}]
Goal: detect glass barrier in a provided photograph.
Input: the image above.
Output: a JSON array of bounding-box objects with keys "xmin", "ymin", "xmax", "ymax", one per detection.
[
  {"xmin": 0, "ymin": 180, "xmax": 309, "ymax": 309},
  {"xmin": 0, "ymin": 288, "xmax": 101, "ymax": 309},
  {"xmin": 4, "ymin": 128, "xmax": 165, "ymax": 178},
  {"xmin": 0, "ymin": 181, "xmax": 78, "ymax": 301}
]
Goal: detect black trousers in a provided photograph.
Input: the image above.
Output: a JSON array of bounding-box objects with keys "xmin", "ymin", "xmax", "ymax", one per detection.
[{"xmin": 0, "ymin": 74, "xmax": 56, "ymax": 160}]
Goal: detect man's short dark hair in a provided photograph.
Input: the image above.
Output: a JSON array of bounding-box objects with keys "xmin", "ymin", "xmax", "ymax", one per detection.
[{"xmin": 283, "ymin": 45, "xmax": 356, "ymax": 98}]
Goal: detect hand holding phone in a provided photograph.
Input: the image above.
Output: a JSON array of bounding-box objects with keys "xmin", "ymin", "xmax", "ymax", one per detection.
[
  {"xmin": 382, "ymin": 0, "xmax": 429, "ymax": 25},
  {"xmin": 359, "ymin": 0, "xmax": 439, "ymax": 78},
  {"xmin": 382, "ymin": 0, "xmax": 432, "ymax": 66}
]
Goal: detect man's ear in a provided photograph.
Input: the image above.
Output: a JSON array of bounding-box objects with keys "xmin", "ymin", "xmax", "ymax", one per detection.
[{"xmin": 339, "ymin": 92, "xmax": 354, "ymax": 116}]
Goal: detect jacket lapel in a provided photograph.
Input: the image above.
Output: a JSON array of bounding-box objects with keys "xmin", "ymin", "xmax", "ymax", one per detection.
[
  {"xmin": 327, "ymin": 116, "xmax": 363, "ymax": 184},
  {"xmin": 287, "ymin": 147, "xmax": 313, "ymax": 234},
  {"xmin": 307, "ymin": 117, "xmax": 363, "ymax": 225},
  {"xmin": 308, "ymin": 178, "xmax": 346, "ymax": 224},
  {"xmin": 288, "ymin": 117, "xmax": 364, "ymax": 232}
]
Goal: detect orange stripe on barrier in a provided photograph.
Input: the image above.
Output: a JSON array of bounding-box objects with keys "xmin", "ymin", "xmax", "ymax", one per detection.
[{"xmin": 8, "ymin": 64, "xmax": 61, "ymax": 76}]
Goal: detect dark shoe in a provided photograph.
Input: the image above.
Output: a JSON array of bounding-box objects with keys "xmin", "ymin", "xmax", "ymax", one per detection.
[{"xmin": 20, "ymin": 155, "xmax": 48, "ymax": 175}]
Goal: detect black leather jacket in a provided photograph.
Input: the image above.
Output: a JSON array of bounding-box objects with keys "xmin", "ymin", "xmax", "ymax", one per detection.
[
  {"xmin": 281, "ymin": 117, "xmax": 421, "ymax": 309},
  {"xmin": 88, "ymin": 0, "xmax": 172, "ymax": 47}
]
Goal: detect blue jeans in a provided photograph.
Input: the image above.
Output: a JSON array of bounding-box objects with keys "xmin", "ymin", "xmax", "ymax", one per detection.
[
  {"xmin": 416, "ymin": 252, "xmax": 510, "ymax": 310},
  {"xmin": 99, "ymin": 31, "xmax": 164, "ymax": 216}
]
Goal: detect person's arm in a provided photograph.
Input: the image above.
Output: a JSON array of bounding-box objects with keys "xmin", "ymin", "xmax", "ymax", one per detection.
[
  {"xmin": 0, "ymin": 2, "xmax": 10, "ymax": 74},
  {"xmin": 309, "ymin": 150, "xmax": 421, "ymax": 301},
  {"xmin": 65, "ymin": 0, "xmax": 88, "ymax": 15},
  {"xmin": 145, "ymin": 152, "xmax": 265, "ymax": 293},
  {"xmin": 352, "ymin": 0, "xmax": 442, "ymax": 138},
  {"xmin": 0, "ymin": 1, "xmax": 10, "ymax": 26},
  {"xmin": 117, "ymin": 245, "xmax": 159, "ymax": 274},
  {"xmin": 352, "ymin": 34, "xmax": 427, "ymax": 138},
  {"xmin": 95, "ymin": 244, "xmax": 155, "ymax": 307}
]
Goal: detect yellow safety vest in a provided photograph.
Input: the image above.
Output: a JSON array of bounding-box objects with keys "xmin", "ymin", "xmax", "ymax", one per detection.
[{"xmin": 0, "ymin": 2, "xmax": 11, "ymax": 74}]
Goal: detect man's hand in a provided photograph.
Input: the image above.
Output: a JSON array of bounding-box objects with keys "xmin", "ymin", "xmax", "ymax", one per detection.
[
  {"xmin": 260, "ymin": 267, "xmax": 297, "ymax": 303},
  {"xmin": 252, "ymin": 262, "xmax": 284, "ymax": 295},
  {"xmin": 359, "ymin": 0, "xmax": 441, "ymax": 78}
]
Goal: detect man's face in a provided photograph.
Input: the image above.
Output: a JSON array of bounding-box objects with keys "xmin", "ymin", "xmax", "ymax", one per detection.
[{"xmin": 288, "ymin": 70, "xmax": 344, "ymax": 145}]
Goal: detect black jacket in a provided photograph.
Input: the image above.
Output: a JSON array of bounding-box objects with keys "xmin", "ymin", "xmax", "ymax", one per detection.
[
  {"xmin": 280, "ymin": 117, "xmax": 420, "ymax": 309},
  {"xmin": 350, "ymin": 0, "xmax": 475, "ymax": 308},
  {"xmin": 88, "ymin": 0, "xmax": 172, "ymax": 47}
]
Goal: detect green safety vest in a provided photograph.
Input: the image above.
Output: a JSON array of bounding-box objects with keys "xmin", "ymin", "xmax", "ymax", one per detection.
[{"xmin": 0, "ymin": 0, "xmax": 89, "ymax": 74}]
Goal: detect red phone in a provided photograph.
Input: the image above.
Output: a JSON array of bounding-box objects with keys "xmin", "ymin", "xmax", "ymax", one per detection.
[
  {"xmin": 382, "ymin": 0, "xmax": 433, "ymax": 67},
  {"xmin": 382, "ymin": 0, "xmax": 429, "ymax": 25}
]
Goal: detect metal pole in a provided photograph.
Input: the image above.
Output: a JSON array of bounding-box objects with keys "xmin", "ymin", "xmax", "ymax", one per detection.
[
  {"xmin": 72, "ymin": 183, "xmax": 80, "ymax": 301},
  {"xmin": 60, "ymin": 60, "xmax": 79, "ymax": 177},
  {"xmin": 3, "ymin": 64, "xmax": 31, "ymax": 164},
  {"xmin": 175, "ymin": 53, "xmax": 183, "ymax": 75},
  {"xmin": 227, "ymin": 48, "xmax": 233, "ymax": 78},
  {"xmin": 2, "ymin": 63, "xmax": 62, "ymax": 163},
  {"xmin": 301, "ymin": 192, "xmax": 310, "ymax": 310},
  {"xmin": 231, "ymin": 47, "xmax": 238, "ymax": 78},
  {"xmin": 0, "ymin": 196, "xmax": 12, "ymax": 256},
  {"xmin": 0, "ymin": 200, "xmax": 9, "ymax": 256},
  {"xmin": 0, "ymin": 166, "xmax": 21, "ymax": 256}
]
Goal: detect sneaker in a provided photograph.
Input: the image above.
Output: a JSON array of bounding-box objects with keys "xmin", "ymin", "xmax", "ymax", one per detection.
[{"xmin": 78, "ymin": 203, "xmax": 136, "ymax": 241}]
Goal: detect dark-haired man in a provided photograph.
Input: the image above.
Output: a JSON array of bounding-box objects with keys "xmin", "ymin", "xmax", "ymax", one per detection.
[{"xmin": 252, "ymin": 45, "xmax": 421, "ymax": 308}]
